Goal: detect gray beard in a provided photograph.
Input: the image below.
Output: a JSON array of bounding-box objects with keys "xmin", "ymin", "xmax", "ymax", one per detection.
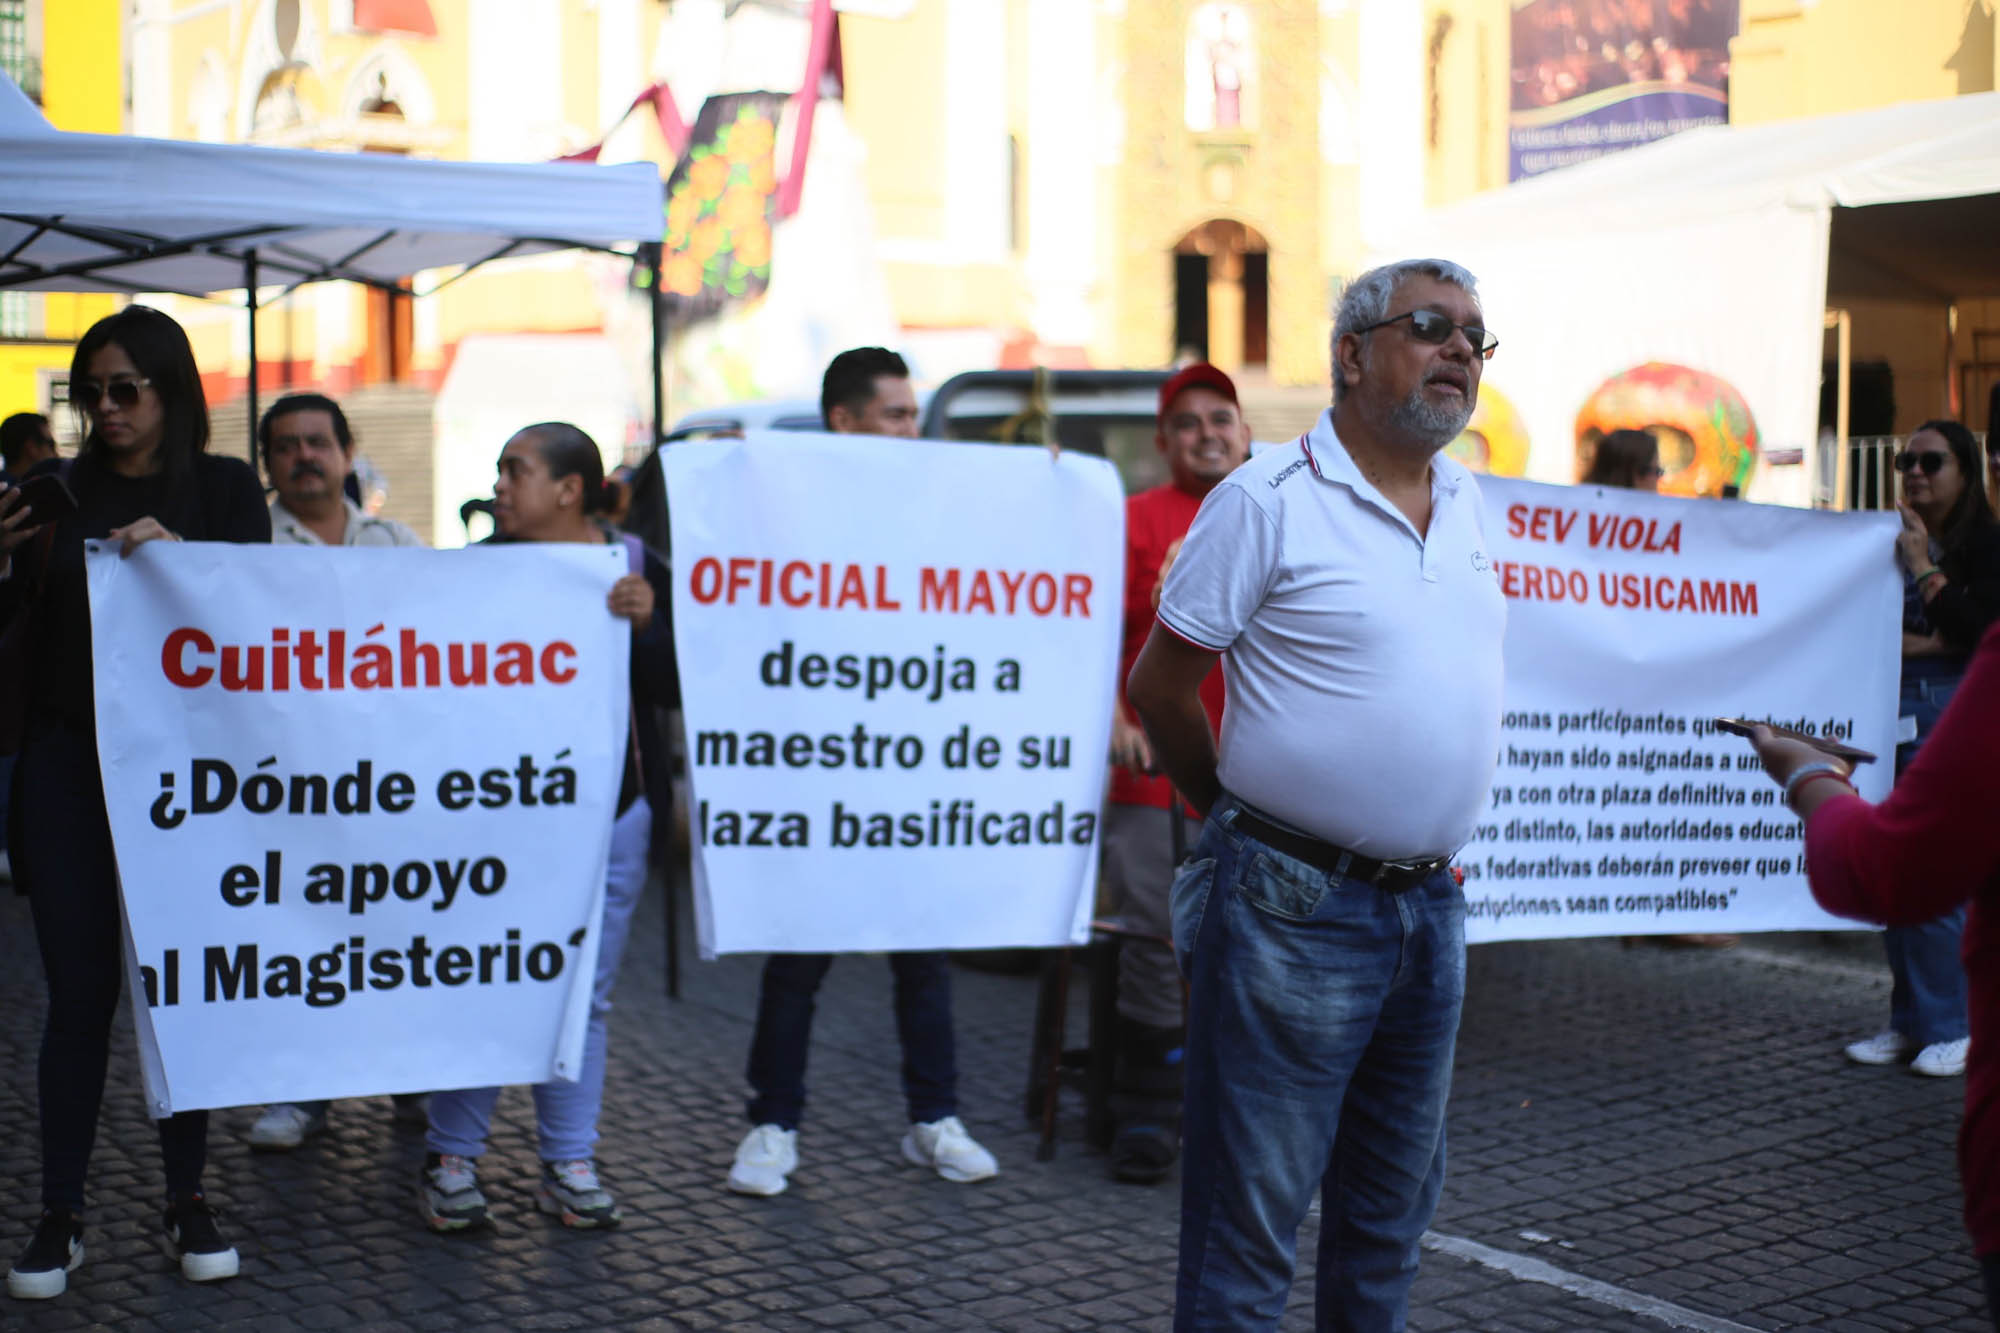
[{"xmin": 1389, "ymin": 386, "xmax": 1475, "ymax": 449}]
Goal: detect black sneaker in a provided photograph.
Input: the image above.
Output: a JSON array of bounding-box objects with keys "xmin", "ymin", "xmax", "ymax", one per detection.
[
  {"xmin": 163, "ymin": 1192, "xmax": 239, "ymax": 1283},
  {"xmin": 7, "ymin": 1208, "xmax": 83, "ymax": 1300}
]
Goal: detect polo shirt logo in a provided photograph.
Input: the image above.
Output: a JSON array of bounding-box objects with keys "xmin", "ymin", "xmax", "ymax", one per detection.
[
  {"xmin": 1268, "ymin": 458, "xmax": 1311, "ymax": 489},
  {"xmin": 1470, "ymin": 550, "xmax": 1491, "ymax": 573}
]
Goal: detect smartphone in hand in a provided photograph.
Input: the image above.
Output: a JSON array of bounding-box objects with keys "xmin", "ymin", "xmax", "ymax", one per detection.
[
  {"xmin": 4, "ymin": 473, "xmax": 78, "ymax": 531},
  {"xmin": 1713, "ymin": 717, "xmax": 1876, "ymax": 765}
]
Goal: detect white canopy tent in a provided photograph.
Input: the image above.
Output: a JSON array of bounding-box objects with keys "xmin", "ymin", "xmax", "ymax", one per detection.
[
  {"xmin": 0, "ymin": 73, "xmax": 665, "ymax": 451},
  {"xmin": 1376, "ymin": 92, "xmax": 2000, "ymax": 505}
]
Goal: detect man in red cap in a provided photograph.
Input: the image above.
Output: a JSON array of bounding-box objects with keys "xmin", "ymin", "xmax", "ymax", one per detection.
[{"xmin": 1100, "ymin": 362, "xmax": 1252, "ymax": 1183}]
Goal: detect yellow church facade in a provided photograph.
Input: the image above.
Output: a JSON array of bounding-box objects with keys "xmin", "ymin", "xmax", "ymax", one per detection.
[{"xmin": 9, "ymin": 0, "xmax": 1997, "ymax": 448}]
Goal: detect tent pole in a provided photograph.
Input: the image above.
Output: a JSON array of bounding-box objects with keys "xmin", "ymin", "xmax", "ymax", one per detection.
[
  {"xmin": 646, "ymin": 244, "xmax": 680, "ymax": 1002},
  {"xmin": 651, "ymin": 245, "xmax": 666, "ymax": 450},
  {"xmin": 1834, "ymin": 308, "xmax": 1851, "ymax": 512},
  {"xmin": 1946, "ymin": 304, "xmax": 1960, "ymax": 421},
  {"xmin": 245, "ymin": 251, "xmax": 260, "ymax": 463}
]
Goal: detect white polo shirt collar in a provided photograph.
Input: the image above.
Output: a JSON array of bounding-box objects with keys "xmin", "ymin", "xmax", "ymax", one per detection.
[{"xmin": 1299, "ymin": 412, "xmax": 1470, "ymax": 583}]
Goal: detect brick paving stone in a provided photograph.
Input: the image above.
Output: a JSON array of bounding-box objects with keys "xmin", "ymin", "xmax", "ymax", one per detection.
[{"xmin": 0, "ymin": 879, "xmax": 1991, "ymax": 1330}]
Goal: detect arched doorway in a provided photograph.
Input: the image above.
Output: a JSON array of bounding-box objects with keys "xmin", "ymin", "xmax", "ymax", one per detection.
[{"xmin": 1172, "ymin": 219, "xmax": 1268, "ymax": 373}]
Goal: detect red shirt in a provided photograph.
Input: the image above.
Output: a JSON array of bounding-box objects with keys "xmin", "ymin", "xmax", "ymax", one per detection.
[
  {"xmin": 1110, "ymin": 481, "xmax": 1226, "ymax": 810},
  {"xmin": 1804, "ymin": 623, "xmax": 2000, "ymax": 1252}
]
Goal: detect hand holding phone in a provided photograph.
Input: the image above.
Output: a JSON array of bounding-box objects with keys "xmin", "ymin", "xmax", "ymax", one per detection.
[
  {"xmin": 2, "ymin": 473, "xmax": 77, "ymax": 533},
  {"xmin": 1713, "ymin": 717, "xmax": 1876, "ymax": 765}
]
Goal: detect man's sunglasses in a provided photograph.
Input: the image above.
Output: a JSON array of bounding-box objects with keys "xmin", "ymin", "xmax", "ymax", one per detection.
[
  {"xmin": 1894, "ymin": 450, "xmax": 1948, "ymax": 475},
  {"xmin": 1356, "ymin": 309, "xmax": 1499, "ymax": 360},
  {"xmin": 68, "ymin": 377, "xmax": 152, "ymax": 410}
]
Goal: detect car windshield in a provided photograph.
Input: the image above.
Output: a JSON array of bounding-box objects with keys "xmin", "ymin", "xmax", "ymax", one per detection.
[{"xmin": 932, "ymin": 415, "xmax": 1165, "ymax": 492}]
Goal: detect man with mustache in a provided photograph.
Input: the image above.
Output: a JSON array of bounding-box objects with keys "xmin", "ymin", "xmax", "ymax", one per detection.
[
  {"xmin": 260, "ymin": 393, "xmax": 421, "ymax": 551},
  {"xmin": 247, "ymin": 391, "xmax": 423, "ymax": 1152},
  {"xmin": 1128, "ymin": 259, "xmax": 1506, "ymax": 1330}
]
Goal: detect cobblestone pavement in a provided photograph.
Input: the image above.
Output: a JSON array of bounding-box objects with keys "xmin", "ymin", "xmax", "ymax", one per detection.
[{"xmin": 0, "ymin": 878, "xmax": 1984, "ymax": 1332}]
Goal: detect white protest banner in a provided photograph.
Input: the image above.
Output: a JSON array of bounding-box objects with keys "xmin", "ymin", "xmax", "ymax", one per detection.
[
  {"xmin": 1464, "ymin": 477, "xmax": 1901, "ymax": 942},
  {"xmin": 666, "ymin": 432, "xmax": 1124, "ymax": 955},
  {"xmin": 89, "ymin": 543, "xmax": 629, "ymax": 1115}
]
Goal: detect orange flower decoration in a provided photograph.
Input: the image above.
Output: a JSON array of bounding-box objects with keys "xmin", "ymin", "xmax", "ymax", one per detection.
[
  {"xmin": 690, "ymin": 218, "xmax": 725, "ymax": 262},
  {"xmin": 689, "ymin": 154, "xmax": 730, "ymax": 198},
  {"xmin": 734, "ymin": 223, "xmax": 771, "ymax": 269},
  {"xmin": 724, "ymin": 115, "xmax": 776, "ymax": 164},
  {"xmin": 716, "ymin": 186, "xmax": 766, "ymax": 232},
  {"xmin": 666, "ymin": 188, "xmax": 701, "ymax": 238},
  {"xmin": 664, "ymin": 253, "xmax": 703, "ymax": 297},
  {"xmin": 748, "ymin": 161, "xmax": 778, "ymax": 196}
]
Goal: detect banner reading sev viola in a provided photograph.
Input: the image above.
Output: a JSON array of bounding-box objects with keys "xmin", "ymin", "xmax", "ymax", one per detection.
[
  {"xmin": 666, "ymin": 433, "xmax": 1124, "ymax": 956},
  {"xmin": 1465, "ymin": 477, "xmax": 1901, "ymax": 942},
  {"xmin": 89, "ymin": 543, "xmax": 631, "ymax": 1115}
]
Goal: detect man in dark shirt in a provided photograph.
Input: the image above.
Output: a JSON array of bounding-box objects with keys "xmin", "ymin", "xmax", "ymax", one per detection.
[{"xmin": 0, "ymin": 412, "xmax": 57, "ymax": 482}]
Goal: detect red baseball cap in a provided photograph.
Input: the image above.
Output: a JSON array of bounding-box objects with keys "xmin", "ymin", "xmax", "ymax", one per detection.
[{"xmin": 1157, "ymin": 362, "xmax": 1239, "ymax": 424}]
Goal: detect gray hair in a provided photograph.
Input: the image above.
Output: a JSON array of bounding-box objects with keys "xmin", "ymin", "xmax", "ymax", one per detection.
[{"xmin": 1330, "ymin": 258, "xmax": 1480, "ymax": 403}]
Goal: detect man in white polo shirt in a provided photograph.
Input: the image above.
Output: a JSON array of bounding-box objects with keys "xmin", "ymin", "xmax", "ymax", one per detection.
[{"xmin": 1128, "ymin": 258, "xmax": 1506, "ymax": 1330}]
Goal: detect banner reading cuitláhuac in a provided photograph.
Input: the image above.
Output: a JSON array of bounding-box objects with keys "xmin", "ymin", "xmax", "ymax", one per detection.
[
  {"xmin": 88, "ymin": 543, "xmax": 630, "ymax": 1115},
  {"xmin": 667, "ymin": 432, "xmax": 1124, "ymax": 956},
  {"xmin": 1465, "ymin": 477, "xmax": 1900, "ymax": 942}
]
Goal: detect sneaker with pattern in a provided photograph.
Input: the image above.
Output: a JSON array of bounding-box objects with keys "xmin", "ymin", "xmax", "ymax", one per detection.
[
  {"xmin": 418, "ymin": 1152, "xmax": 489, "ymax": 1232},
  {"xmin": 537, "ymin": 1159, "xmax": 621, "ymax": 1229}
]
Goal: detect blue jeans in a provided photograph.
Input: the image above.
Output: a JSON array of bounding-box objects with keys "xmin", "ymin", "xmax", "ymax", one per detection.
[
  {"xmin": 745, "ymin": 951, "xmax": 957, "ymax": 1130},
  {"xmin": 1885, "ymin": 675, "xmax": 1969, "ymax": 1045},
  {"xmin": 1172, "ymin": 798, "xmax": 1466, "ymax": 1333},
  {"xmin": 428, "ymin": 797, "xmax": 651, "ymax": 1162}
]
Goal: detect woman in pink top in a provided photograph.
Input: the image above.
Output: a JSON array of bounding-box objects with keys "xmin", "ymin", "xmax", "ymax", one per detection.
[{"xmin": 1747, "ymin": 622, "xmax": 2000, "ymax": 1328}]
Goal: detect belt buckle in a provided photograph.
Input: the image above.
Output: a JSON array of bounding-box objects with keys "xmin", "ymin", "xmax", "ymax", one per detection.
[{"xmin": 1379, "ymin": 856, "xmax": 1439, "ymax": 892}]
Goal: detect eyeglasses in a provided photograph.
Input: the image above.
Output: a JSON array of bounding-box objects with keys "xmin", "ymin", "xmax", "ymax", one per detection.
[
  {"xmin": 1356, "ymin": 309, "xmax": 1499, "ymax": 360},
  {"xmin": 1894, "ymin": 451, "xmax": 1947, "ymax": 475},
  {"xmin": 69, "ymin": 377, "xmax": 153, "ymax": 411}
]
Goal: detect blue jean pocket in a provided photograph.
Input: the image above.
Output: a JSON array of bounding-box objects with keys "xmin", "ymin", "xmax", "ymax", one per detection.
[
  {"xmin": 1236, "ymin": 850, "xmax": 1330, "ymax": 922},
  {"xmin": 1170, "ymin": 856, "xmax": 1216, "ymax": 977}
]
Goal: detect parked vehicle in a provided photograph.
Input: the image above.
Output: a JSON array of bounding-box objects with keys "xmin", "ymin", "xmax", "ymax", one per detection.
[
  {"xmin": 919, "ymin": 368, "xmax": 1170, "ymax": 494},
  {"xmin": 661, "ymin": 398, "xmax": 833, "ymax": 442},
  {"xmin": 624, "ymin": 368, "xmax": 1174, "ymax": 555}
]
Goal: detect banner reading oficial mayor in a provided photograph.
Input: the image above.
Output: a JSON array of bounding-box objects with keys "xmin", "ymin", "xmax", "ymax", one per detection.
[
  {"xmin": 667, "ymin": 433, "xmax": 1124, "ymax": 955},
  {"xmin": 89, "ymin": 543, "xmax": 630, "ymax": 1115},
  {"xmin": 1466, "ymin": 477, "xmax": 1900, "ymax": 942}
]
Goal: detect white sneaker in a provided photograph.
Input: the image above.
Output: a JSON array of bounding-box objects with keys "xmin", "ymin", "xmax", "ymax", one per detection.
[
  {"xmin": 1912, "ymin": 1037, "xmax": 1971, "ymax": 1078},
  {"xmin": 901, "ymin": 1116, "xmax": 999, "ymax": 1183},
  {"xmin": 246, "ymin": 1103, "xmax": 328, "ymax": 1151},
  {"xmin": 1843, "ymin": 1031, "xmax": 1915, "ymax": 1066},
  {"xmin": 726, "ymin": 1124, "xmax": 798, "ymax": 1196}
]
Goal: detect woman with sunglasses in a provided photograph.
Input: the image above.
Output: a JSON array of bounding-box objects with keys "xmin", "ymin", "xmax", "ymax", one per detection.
[
  {"xmin": 0, "ymin": 306, "xmax": 269, "ymax": 1300},
  {"xmin": 1839, "ymin": 419, "xmax": 2000, "ymax": 1081},
  {"xmin": 1580, "ymin": 427, "xmax": 1666, "ymax": 492}
]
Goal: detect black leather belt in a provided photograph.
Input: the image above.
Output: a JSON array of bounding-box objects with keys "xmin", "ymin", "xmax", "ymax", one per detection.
[{"xmin": 1232, "ymin": 807, "xmax": 1451, "ymax": 893}]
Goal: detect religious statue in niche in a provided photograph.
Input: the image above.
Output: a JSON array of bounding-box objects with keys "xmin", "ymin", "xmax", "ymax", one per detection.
[{"xmin": 1185, "ymin": 3, "xmax": 1255, "ymax": 133}]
